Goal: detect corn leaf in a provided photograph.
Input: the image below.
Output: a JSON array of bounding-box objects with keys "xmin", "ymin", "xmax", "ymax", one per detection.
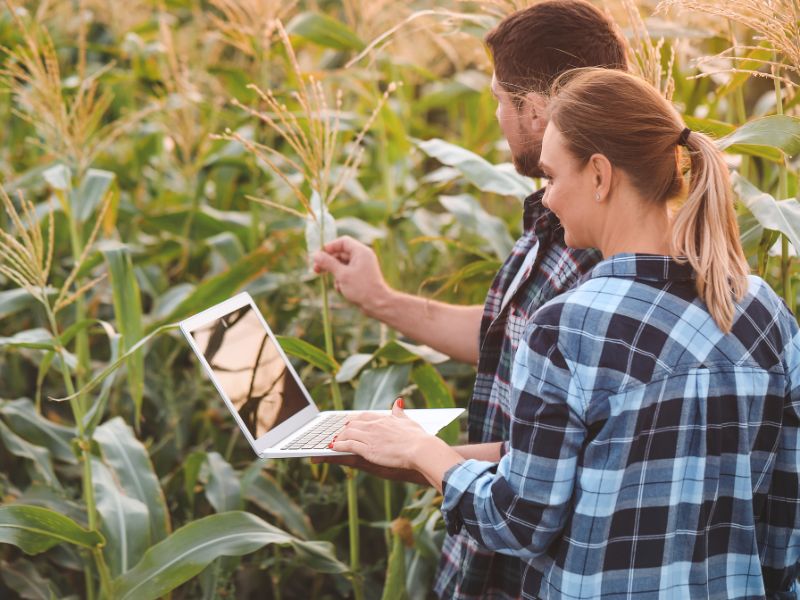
[
  {"xmin": 94, "ymin": 418, "xmax": 170, "ymax": 544},
  {"xmin": 103, "ymin": 247, "xmax": 145, "ymax": 423},
  {"xmin": 0, "ymin": 398, "xmax": 76, "ymax": 464},
  {"xmin": 241, "ymin": 463, "xmax": 313, "ymax": 539},
  {"xmin": 439, "ymin": 194, "xmax": 515, "ymax": 259},
  {"xmin": 415, "ymin": 138, "xmax": 531, "ymax": 200},
  {"xmin": 0, "ymin": 558, "xmax": 61, "ymax": 600},
  {"xmin": 111, "ymin": 511, "xmax": 347, "ymax": 600},
  {"xmin": 354, "ymin": 365, "xmax": 412, "ymax": 410},
  {"xmin": 200, "ymin": 452, "xmax": 243, "ymax": 513},
  {"xmin": 718, "ymin": 115, "xmax": 800, "ymax": 161},
  {"xmin": 411, "ymin": 364, "xmax": 458, "ymax": 445},
  {"xmin": 91, "ymin": 457, "xmax": 150, "ymax": 577},
  {"xmin": 287, "ymin": 12, "xmax": 365, "ymax": 51},
  {"xmin": 73, "ymin": 168, "xmax": 116, "ymax": 223},
  {"xmin": 733, "ymin": 174, "xmax": 800, "ymax": 251},
  {"xmin": 151, "ymin": 247, "xmax": 270, "ymax": 328},
  {"xmin": 0, "ymin": 505, "xmax": 104, "ymax": 554},
  {"xmin": 0, "ymin": 420, "xmax": 60, "ymax": 489},
  {"xmin": 276, "ymin": 335, "xmax": 339, "ymax": 373}
]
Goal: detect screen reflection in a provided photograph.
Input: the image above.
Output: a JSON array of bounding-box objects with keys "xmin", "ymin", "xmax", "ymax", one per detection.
[{"xmin": 191, "ymin": 305, "xmax": 308, "ymax": 439}]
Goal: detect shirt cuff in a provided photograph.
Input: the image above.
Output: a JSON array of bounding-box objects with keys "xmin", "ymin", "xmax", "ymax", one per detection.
[{"xmin": 441, "ymin": 459, "xmax": 498, "ymax": 536}]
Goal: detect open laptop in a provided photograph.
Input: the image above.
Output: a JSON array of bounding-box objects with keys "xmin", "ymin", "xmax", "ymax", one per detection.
[{"xmin": 180, "ymin": 292, "xmax": 464, "ymax": 458}]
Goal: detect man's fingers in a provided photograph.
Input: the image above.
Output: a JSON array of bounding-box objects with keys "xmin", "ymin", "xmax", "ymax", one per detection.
[
  {"xmin": 312, "ymin": 250, "xmax": 344, "ymax": 276},
  {"xmin": 322, "ymin": 235, "xmax": 359, "ymax": 255}
]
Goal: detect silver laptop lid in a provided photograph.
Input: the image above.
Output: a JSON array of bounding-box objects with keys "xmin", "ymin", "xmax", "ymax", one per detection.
[{"xmin": 180, "ymin": 292, "xmax": 320, "ymax": 455}]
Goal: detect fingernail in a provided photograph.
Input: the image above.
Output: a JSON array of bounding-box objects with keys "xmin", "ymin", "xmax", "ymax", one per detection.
[
  {"xmin": 396, "ymin": 397, "xmax": 404, "ymax": 409},
  {"xmin": 328, "ymin": 442, "xmax": 334, "ymax": 449}
]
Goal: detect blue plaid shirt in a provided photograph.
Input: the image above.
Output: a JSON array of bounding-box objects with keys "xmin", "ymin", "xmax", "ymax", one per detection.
[
  {"xmin": 441, "ymin": 254, "xmax": 800, "ymax": 599},
  {"xmin": 435, "ymin": 191, "xmax": 601, "ymax": 599}
]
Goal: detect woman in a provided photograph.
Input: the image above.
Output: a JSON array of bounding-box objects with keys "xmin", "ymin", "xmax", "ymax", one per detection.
[{"xmin": 332, "ymin": 69, "xmax": 800, "ymax": 599}]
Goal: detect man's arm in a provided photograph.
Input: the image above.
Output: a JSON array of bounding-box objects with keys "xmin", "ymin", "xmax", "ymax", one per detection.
[{"xmin": 312, "ymin": 236, "xmax": 483, "ymax": 365}]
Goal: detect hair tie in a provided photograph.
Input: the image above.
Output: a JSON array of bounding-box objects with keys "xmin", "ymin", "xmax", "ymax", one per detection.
[{"xmin": 677, "ymin": 127, "xmax": 692, "ymax": 147}]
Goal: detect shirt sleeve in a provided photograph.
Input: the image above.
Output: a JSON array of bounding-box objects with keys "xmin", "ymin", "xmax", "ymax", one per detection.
[
  {"xmin": 441, "ymin": 309, "xmax": 587, "ymax": 559},
  {"xmin": 761, "ymin": 321, "xmax": 800, "ymax": 592}
]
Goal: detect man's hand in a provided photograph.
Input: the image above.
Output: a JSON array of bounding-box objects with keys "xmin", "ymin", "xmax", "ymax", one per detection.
[
  {"xmin": 312, "ymin": 236, "xmax": 391, "ymax": 315},
  {"xmin": 310, "ymin": 454, "xmax": 428, "ymax": 486}
]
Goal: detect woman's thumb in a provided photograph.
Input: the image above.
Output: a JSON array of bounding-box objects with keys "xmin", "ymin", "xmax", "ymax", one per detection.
[{"xmin": 392, "ymin": 396, "xmax": 405, "ymax": 416}]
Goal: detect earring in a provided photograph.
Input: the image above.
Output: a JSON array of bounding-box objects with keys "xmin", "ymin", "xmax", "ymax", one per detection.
[{"xmin": 595, "ymin": 191, "xmax": 601, "ymax": 202}]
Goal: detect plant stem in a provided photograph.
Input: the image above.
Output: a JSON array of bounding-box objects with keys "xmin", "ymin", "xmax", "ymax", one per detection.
[
  {"xmin": 45, "ymin": 305, "xmax": 112, "ymax": 598},
  {"xmin": 318, "ymin": 276, "xmax": 363, "ymax": 600},
  {"xmin": 775, "ymin": 64, "xmax": 793, "ymax": 312}
]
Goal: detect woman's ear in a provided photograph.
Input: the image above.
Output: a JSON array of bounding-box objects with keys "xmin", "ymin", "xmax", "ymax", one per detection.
[{"xmin": 589, "ymin": 153, "xmax": 613, "ymax": 202}]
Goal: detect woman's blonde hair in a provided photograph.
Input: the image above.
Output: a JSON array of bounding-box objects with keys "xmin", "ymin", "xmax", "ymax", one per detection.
[{"xmin": 547, "ymin": 68, "xmax": 749, "ymax": 332}]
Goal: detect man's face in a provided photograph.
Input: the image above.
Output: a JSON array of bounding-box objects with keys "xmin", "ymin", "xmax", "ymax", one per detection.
[{"xmin": 491, "ymin": 73, "xmax": 546, "ymax": 179}]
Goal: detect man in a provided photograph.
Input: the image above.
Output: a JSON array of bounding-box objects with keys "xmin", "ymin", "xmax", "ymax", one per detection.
[{"xmin": 313, "ymin": 2, "xmax": 628, "ymax": 597}]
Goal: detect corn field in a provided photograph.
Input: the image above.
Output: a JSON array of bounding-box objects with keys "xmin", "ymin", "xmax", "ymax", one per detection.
[{"xmin": 0, "ymin": 0, "xmax": 798, "ymax": 598}]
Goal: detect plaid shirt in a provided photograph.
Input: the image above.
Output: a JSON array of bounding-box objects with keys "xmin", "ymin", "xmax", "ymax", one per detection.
[
  {"xmin": 434, "ymin": 190, "xmax": 601, "ymax": 599},
  {"xmin": 441, "ymin": 253, "xmax": 800, "ymax": 599}
]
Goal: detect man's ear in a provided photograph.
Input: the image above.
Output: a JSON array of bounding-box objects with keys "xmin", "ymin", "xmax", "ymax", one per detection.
[
  {"xmin": 589, "ymin": 153, "xmax": 613, "ymax": 202},
  {"xmin": 522, "ymin": 91, "xmax": 549, "ymax": 125}
]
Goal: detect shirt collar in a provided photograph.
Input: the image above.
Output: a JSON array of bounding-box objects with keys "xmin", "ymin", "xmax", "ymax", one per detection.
[
  {"xmin": 524, "ymin": 189, "xmax": 562, "ymax": 241},
  {"xmin": 587, "ymin": 253, "xmax": 695, "ymax": 282}
]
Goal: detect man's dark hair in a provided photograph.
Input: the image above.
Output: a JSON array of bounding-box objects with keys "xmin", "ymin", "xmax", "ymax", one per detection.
[{"xmin": 485, "ymin": 0, "xmax": 628, "ymax": 97}]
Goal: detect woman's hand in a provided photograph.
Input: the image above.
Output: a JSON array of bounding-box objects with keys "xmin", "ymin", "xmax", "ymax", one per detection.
[
  {"xmin": 330, "ymin": 398, "xmax": 430, "ymax": 471},
  {"xmin": 330, "ymin": 398, "xmax": 466, "ymax": 492}
]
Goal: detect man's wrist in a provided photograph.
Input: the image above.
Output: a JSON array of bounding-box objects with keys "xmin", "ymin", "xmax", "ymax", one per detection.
[{"xmin": 361, "ymin": 283, "xmax": 395, "ymax": 320}]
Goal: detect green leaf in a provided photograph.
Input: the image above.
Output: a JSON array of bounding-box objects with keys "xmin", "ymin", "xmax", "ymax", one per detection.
[
  {"xmin": 94, "ymin": 418, "xmax": 171, "ymax": 544},
  {"xmin": 415, "ymin": 138, "xmax": 531, "ymax": 200},
  {"xmin": 335, "ymin": 353, "xmax": 374, "ymax": 383},
  {"xmin": 286, "ymin": 12, "xmax": 365, "ymax": 51},
  {"xmin": 91, "ymin": 457, "xmax": 150, "ymax": 577},
  {"xmin": 354, "ymin": 365, "xmax": 412, "ymax": 410},
  {"xmin": 0, "ymin": 398, "xmax": 76, "ymax": 464},
  {"xmin": 103, "ymin": 247, "xmax": 145, "ymax": 423},
  {"xmin": 241, "ymin": 463, "xmax": 313, "ymax": 539},
  {"xmin": 200, "ymin": 452, "xmax": 242, "ymax": 513},
  {"xmin": 143, "ymin": 206, "xmax": 251, "ymax": 243},
  {"xmin": 0, "ymin": 328, "xmax": 55, "ymax": 351},
  {"xmin": 733, "ymin": 173, "xmax": 800, "ymax": 251},
  {"xmin": 0, "ymin": 420, "xmax": 60, "ymax": 489},
  {"xmin": 374, "ymin": 341, "xmax": 450, "ymax": 365},
  {"xmin": 206, "ymin": 232, "xmax": 245, "ymax": 269},
  {"xmin": 439, "ymin": 194, "xmax": 515, "ymax": 259},
  {"xmin": 716, "ymin": 44, "xmax": 774, "ymax": 98},
  {"xmin": 51, "ymin": 323, "xmax": 179, "ymax": 404},
  {"xmin": 411, "ymin": 364, "xmax": 458, "ymax": 445},
  {"xmin": 73, "ymin": 168, "xmax": 116, "ymax": 223},
  {"xmin": 1, "ymin": 558, "xmax": 61, "ymax": 600},
  {"xmin": 42, "ymin": 164, "xmax": 71, "ymax": 192},
  {"xmin": 111, "ymin": 511, "xmax": 347, "ymax": 600},
  {"xmin": 0, "ymin": 505, "xmax": 103, "ymax": 554},
  {"xmin": 152, "ymin": 248, "xmax": 270, "ymax": 328},
  {"xmin": 276, "ymin": 335, "xmax": 339, "ymax": 374},
  {"xmin": 0, "ymin": 288, "xmax": 53, "ymax": 320},
  {"xmin": 718, "ymin": 115, "xmax": 800, "ymax": 161}
]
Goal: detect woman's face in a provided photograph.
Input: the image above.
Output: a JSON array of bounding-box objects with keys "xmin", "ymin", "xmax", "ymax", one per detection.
[{"xmin": 539, "ymin": 123, "xmax": 600, "ymax": 249}]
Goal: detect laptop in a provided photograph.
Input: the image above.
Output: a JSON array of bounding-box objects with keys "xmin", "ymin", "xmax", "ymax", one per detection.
[{"xmin": 180, "ymin": 292, "xmax": 464, "ymax": 458}]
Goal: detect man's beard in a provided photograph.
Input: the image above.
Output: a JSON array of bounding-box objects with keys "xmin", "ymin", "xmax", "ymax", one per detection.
[{"xmin": 511, "ymin": 140, "xmax": 544, "ymax": 179}]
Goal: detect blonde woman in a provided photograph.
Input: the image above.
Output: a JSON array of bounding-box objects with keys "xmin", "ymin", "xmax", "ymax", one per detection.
[{"xmin": 332, "ymin": 69, "xmax": 800, "ymax": 599}]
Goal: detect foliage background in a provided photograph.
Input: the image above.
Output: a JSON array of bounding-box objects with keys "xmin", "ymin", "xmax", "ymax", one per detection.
[{"xmin": 0, "ymin": 0, "xmax": 798, "ymax": 598}]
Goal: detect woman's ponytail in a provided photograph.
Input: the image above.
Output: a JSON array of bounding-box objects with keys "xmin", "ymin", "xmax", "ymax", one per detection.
[{"xmin": 670, "ymin": 130, "xmax": 749, "ymax": 332}]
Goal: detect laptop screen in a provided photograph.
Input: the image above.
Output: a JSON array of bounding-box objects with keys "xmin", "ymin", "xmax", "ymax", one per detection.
[{"xmin": 189, "ymin": 304, "xmax": 309, "ymax": 440}]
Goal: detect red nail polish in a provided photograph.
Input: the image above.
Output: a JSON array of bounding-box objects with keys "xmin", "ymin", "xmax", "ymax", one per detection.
[{"xmin": 397, "ymin": 397, "xmax": 404, "ymax": 409}]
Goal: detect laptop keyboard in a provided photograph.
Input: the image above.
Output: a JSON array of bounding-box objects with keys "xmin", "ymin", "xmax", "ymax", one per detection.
[{"xmin": 280, "ymin": 414, "xmax": 353, "ymax": 451}]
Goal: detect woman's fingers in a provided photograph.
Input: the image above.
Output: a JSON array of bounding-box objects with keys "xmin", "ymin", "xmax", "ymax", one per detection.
[{"xmin": 331, "ymin": 438, "xmax": 368, "ymax": 455}]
